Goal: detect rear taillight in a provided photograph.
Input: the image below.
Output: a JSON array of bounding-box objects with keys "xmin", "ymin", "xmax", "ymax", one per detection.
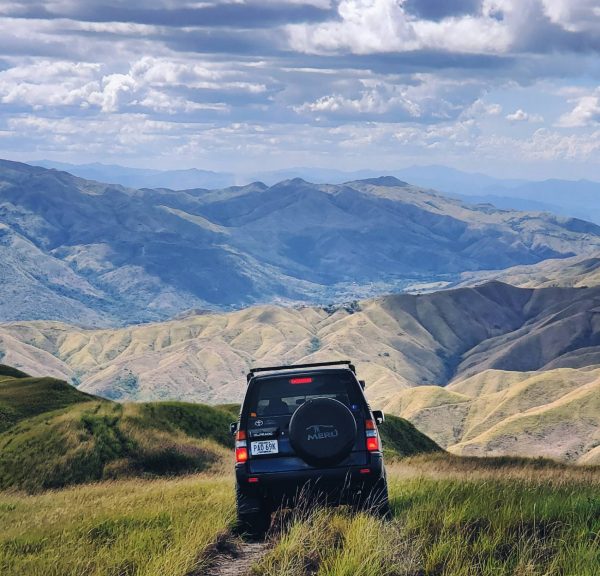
[
  {"xmin": 366, "ymin": 436, "xmax": 379, "ymax": 452},
  {"xmin": 365, "ymin": 419, "xmax": 380, "ymax": 452},
  {"xmin": 235, "ymin": 430, "xmax": 248, "ymax": 463}
]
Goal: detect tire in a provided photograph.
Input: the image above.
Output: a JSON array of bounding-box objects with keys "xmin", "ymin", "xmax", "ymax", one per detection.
[
  {"xmin": 358, "ymin": 477, "xmax": 392, "ymax": 520},
  {"xmin": 235, "ymin": 486, "xmax": 271, "ymax": 538},
  {"xmin": 288, "ymin": 397, "xmax": 357, "ymax": 467}
]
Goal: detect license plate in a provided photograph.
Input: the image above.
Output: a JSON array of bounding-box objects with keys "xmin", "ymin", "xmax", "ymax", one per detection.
[{"xmin": 251, "ymin": 439, "xmax": 278, "ymax": 456}]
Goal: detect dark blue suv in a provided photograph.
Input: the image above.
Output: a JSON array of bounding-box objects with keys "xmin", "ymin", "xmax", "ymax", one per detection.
[{"xmin": 230, "ymin": 360, "xmax": 390, "ymax": 535}]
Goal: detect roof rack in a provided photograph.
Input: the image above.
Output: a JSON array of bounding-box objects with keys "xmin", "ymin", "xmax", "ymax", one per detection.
[{"xmin": 247, "ymin": 360, "xmax": 355, "ymax": 383}]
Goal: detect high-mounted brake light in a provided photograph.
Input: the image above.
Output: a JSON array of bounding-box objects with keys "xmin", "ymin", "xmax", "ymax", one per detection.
[{"xmin": 290, "ymin": 377, "xmax": 313, "ymax": 384}]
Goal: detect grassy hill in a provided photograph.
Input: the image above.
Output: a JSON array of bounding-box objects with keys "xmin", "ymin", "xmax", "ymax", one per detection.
[
  {"xmin": 0, "ymin": 364, "xmax": 95, "ymax": 432},
  {"xmin": 388, "ymin": 367, "xmax": 600, "ymax": 464},
  {"xmin": 0, "ymin": 367, "xmax": 237, "ymax": 491},
  {"xmin": 1, "ymin": 282, "xmax": 599, "ymax": 462},
  {"xmin": 0, "ymin": 368, "xmax": 438, "ymax": 492}
]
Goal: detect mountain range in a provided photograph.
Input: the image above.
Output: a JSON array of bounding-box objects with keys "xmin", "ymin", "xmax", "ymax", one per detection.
[
  {"xmin": 2, "ymin": 280, "xmax": 599, "ymax": 463},
  {"xmin": 35, "ymin": 160, "xmax": 600, "ymax": 225},
  {"xmin": 3, "ymin": 159, "xmax": 600, "ymax": 325}
]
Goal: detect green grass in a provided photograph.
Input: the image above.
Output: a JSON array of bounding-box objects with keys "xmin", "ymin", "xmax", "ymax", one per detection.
[
  {"xmin": 0, "ymin": 369, "xmax": 94, "ymax": 433},
  {"xmin": 254, "ymin": 455, "xmax": 600, "ymax": 576},
  {"xmin": 0, "ymin": 401, "xmax": 235, "ymax": 492},
  {"xmin": 0, "ymin": 475, "xmax": 234, "ymax": 576},
  {"xmin": 0, "ymin": 366, "xmax": 239, "ymax": 492},
  {"xmin": 379, "ymin": 413, "xmax": 441, "ymax": 458},
  {"xmin": 0, "ymin": 454, "xmax": 598, "ymax": 575}
]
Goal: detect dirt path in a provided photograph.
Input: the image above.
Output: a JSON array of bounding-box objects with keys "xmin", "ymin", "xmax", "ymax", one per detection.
[{"xmin": 201, "ymin": 534, "xmax": 270, "ymax": 576}]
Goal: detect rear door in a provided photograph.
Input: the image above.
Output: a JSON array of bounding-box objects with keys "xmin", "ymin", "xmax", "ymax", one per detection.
[{"xmin": 243, "ymin": 370, "xmax": 368, "ymax": 471}]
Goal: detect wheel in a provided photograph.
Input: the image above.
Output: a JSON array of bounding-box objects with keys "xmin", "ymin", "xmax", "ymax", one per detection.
[
  {"xmin": 357, "ymin": 477, "xmax": 392, "ymax": 520},
  {"xmin": 235, "ymin": 485, "xmax": 271, "ymax": 538},
  {"xmin": 288, "ymin": 397, "xmax": 357, "ymax": 467}
]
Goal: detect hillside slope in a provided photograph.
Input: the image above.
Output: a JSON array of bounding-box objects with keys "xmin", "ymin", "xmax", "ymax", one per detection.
[
  {"xmin": 457, "ymin": 254, "xmax": 600, "ymax": 289},
  {"xmin": 387, "ymin": 367, "xmax": 600, "ymax": 464},
  {"xmin": 1, "ymin": 282, "xmax": 599, "ymax": 462},
  {"xmin": 0, "ymin": 368, "xmax": 437, "ymax": 491},
  {"xmin": 0, "ymin": 367, "xmax": 236, "ymax": 491},
  {"xmin": 2, "ymin": 282, "xmax": 598, "ymax": 402},
  {"xmin": 3, "ymin": 159, "xmax": 600, "ymax": 324}
]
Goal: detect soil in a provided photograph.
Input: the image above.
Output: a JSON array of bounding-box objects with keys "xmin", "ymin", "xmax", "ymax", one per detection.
[{"xmin": 199, "ymin": 532, "xmax": 270, "ymax": 576}]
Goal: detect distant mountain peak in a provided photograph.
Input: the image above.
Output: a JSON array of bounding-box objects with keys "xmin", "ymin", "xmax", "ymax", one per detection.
[{"xmin": 354, "ymin": 176, "xmax": 409, "ymax": 187}]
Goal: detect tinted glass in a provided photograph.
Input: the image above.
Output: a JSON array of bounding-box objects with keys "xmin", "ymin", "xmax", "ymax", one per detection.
[{"xmin": 248, "ymin": 371, "xmax": 362, "ymax": 416}]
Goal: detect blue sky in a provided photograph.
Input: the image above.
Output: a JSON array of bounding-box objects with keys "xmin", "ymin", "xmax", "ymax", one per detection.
[{"xmin": 1, "ymin": 0, "xmax": 600, "ymax": 179}]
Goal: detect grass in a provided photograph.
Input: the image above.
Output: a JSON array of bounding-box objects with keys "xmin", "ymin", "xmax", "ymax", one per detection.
[
  {"xmin": 0, "ymin": 365, "xmax": 239, "ymax": 491},
  {"xmin": 0, "ymin": 401, "xmax": 235, "ymax": 492},
  {"xmin": 0, "ymin": 365, "xmax": 597, "ymax": 575},
  {"xmin": 0, "ymin": 455, "xmax": 598, "ymax": 575},
  {"xmin": 0, "ymin": 475, "xmax": 234, "ymax": 576},
  {"xmin": 0, "ymin": 400, "xmax": 235, "ymax": 492},
  {"xmin": 378, "ymin": 414, "xmax": 441, "ymax": 458},
  {"xmin": 253, "ymin": 454, "xmax": 600, "ymax": 576},
  {"xmin": 0, "ymin": 369, "xmax": 94, "ymax": 433}
]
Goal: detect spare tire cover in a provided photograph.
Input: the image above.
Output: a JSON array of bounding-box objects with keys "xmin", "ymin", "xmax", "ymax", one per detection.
[{"xmin": 289, "ymin": 398, "xmax": 357, "ymax": 467}]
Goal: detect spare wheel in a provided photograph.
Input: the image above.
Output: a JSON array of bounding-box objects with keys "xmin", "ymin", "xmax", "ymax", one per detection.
[{"xmin": 289, "ymin": 398, "xmax": 357, "ymax": 467}]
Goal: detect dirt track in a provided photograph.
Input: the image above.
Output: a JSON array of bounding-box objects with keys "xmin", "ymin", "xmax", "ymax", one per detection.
[{"xmin": 200, "ymin": 533, "xmax": 269, "ymax": 576}]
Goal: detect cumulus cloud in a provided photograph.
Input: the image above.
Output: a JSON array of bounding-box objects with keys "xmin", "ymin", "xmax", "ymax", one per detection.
[
  {"xmin": 294, "ymin": 74, "xmax": 484, "ymax": 122},
  {"xmin": 0, "ymin": 56, "xmax": 272, "ymax": 116},
  {"xmin": 557, "ymin": 93, "xmax": 600, "ymax": 127},
  {"xmin": 1, "ymin": 0, "xmax": 600, "ymax": 178},
  {"xmin": 287, "ymin": 0, "xmax": 600, "ymax": 55},
  {"xmin": 505, "ymin": 108, "xmax": 544, "ymax": 122}
]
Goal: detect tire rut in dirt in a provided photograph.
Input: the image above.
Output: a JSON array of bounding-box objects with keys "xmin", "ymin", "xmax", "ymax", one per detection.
[{"xmin": 199, "ymin": 532, "xmax": 270, "ymax": 576}]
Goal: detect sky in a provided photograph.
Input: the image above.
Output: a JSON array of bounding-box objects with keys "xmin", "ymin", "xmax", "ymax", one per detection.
[{"xmin": 1, "ymin": 0, "xmax": 600, "ymax": 180}]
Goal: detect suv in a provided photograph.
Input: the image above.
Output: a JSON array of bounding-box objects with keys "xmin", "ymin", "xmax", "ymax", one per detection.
[{"xmin": 230, "ymin": 360, "xmax": 390, "ymax": 535}]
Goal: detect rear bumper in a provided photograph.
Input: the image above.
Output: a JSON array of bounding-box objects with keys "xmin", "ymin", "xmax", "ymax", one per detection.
[{"xmin": 235, "ymin": 453, "xmax": 385, "ymax": 507}]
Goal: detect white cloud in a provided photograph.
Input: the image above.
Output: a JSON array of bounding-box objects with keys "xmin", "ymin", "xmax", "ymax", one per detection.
[
  {"xmin": 294, "ymin": 74, "xmax": 484, "ymax": 121},
  {"xmin": 0, "ymin": 56, "xmax": 268, "ymax": 115},
  {"xmin": 541, "ymin": 0, "xmax": 600, "ymax": 33},
  {"xmin": 136, "ymin": 89, "xmax": 229, "ymax": 114},
  {"xmin": 557, "ymin": 93, "xmax": 600, "ymax": 127},
  {"xmin": 287, "ymin": 0, "xmax": 419, "ymax": 54},
  {"xmin": 505, "ymin": 108, "xmax": 544, "ymax": 122},
  {"xmin": 460, "ymin": 98, "xmax": 503, "ymax": 119},
  {"xmin": 287, "ymin": 0, "xmax": 516, "ymax": 55},
  {"xmin": 294, "ymin": 81, "xmax": 422, "ymax": 117}
]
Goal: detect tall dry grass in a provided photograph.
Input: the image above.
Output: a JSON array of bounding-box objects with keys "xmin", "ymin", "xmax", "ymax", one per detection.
[
  {"xmin": 253, "ymin": 454, "xmax": 600, "ymax": 576},
  {"xmin": 0, "ymin": 474, "xmax": 234, "ymax": 576}
]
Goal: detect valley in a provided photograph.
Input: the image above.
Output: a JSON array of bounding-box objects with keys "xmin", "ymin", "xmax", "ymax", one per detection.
[
  {"xmin": 1, "ymin": 159, "xmax": 600, "ymax": 463},
  {"xmin": 2, "ymin": 280, "xmax": 599, "ymax": 464},
  {"xmin": 2, "ymin": 160, "xmax": 600, "ymax": 325}
]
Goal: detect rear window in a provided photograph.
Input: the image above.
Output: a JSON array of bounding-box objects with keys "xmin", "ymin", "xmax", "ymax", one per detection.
[{"xmin": 247, "ymin": 371, "xmax": 362, "ymax": 417}]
